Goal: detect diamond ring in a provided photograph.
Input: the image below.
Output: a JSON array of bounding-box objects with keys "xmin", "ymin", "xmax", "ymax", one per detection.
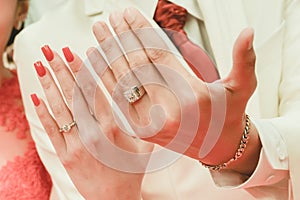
[{"xmin": 59, "ymin": 120, "xmax": 77, "ymax": 133}]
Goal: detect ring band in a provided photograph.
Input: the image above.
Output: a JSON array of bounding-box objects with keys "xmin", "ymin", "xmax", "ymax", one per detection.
[
  {"xmin": 59, "ymin": 121, "xmax": 77, "ymax": 133},
  {"xmin": 123, "ymin": 85, "xmax": 145, "ymax": 104}
]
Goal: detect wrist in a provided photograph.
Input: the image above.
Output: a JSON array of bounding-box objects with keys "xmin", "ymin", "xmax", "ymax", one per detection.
[
  {"xmin": 199, "ymin": 114, "xmax": 246, "ymax": 165},
  {"xmin": 227, "ymin": 121, "xmax": 262, "ymax": 175},
  {"xmin": 199, "ymin": 115, "xmax": 262, "ymax": 175}
]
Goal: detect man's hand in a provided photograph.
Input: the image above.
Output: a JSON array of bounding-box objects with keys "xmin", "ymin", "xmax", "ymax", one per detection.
[{"xmin": 88, "ymin": 7, "xmax": 262, "ymax": 175}]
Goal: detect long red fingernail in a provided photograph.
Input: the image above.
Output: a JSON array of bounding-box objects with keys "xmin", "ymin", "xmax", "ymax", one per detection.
[
  {"xmin": 41, "ymin": 45, "xmax": 54, "ymax": 61},
  {"xmin": 34, "ymin": 61, "xmax": 46, "ymax": 77},
  {"xmin": 62, "ymin": 47, "xmax": 74, "ymax": 62},
  {"xmin": 30, "ymin": 94, "xmax": 40, "ymax": 106}
]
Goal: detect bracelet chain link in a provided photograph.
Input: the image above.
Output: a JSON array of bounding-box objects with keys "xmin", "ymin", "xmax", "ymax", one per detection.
[{"xmin": 200, "ymin": 115, "xmax": 251, "ymax": 171}]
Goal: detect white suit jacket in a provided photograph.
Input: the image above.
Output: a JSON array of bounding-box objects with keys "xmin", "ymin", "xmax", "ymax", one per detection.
[{"xmin": 14, "ymin": 0, "xmax": 300, "ymax": 199}]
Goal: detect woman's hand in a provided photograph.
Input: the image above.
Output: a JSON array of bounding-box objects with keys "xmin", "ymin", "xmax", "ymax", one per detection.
[
  {"xmin": 31, "ymin": 46, "xmax": 152, "ymax": 199},
  {"xmin": 89, "ymin": 8, "xmax": 261, "ymax": 175}
]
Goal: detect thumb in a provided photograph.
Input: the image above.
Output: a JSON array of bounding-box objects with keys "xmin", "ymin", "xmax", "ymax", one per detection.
[{"xmin": 224, "ymin": 27, "xmax": 257, "ymax": 97}]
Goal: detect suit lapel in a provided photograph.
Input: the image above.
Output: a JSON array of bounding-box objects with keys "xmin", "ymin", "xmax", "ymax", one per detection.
[
  {"xmin": 197, "ymin": 0, "xmax": 248, "ymax": 77},
  {"xmin": 85, "ymin": 0, "xmax": 159, "ymax": 22},
  {"xmin": 84, "ymin": 0, "xmax": 247, "ymax": 78},
  {"xmin": 196, "ymin": 0, "xmax": 261, "ymax": 117}
]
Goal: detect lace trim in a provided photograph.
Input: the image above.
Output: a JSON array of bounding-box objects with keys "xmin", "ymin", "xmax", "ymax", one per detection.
[
  {"xmin": 0, "ymin": 73, "xmax": 29, "ymax": 139},
  {"xmin": 0, "ymin": 72, "xmax": 52, "ymax": 199},
  {"xmin": 0, "ymin": 142, "xmax": 52, "ymax": 200}
]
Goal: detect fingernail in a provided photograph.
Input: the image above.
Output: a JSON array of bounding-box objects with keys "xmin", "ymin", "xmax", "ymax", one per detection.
[
  {"xmin": 30, "ymin": 94, "xmax": 40, "ymax": 106},
  {"xmin": 247, "ymin": 28, "xmax": 254, "ymax": 50},
  {"xmin": 124, "ymin": 7, "xmax": 136, "ymax": 24},
  {"xmin": 110, "ymin": 11, "xmax": 123, "ymax": 27},
  {"xmin": 41, "ymin": 45, "xmax": 54, "ymax": 61},
  {"xmin": 62, "ymin": 47, "xmax": 74, "ymax": 62},
  {"xmin": 34, "ymin": 61, "xmax": 46, "ymax": 77}
]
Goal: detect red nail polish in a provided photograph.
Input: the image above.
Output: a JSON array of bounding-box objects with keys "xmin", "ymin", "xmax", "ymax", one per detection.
[
  {"xmin": 34, "ymin": 61, "xmax": 46, "ymax": 77},
  {"xmin": 41, "ymin": 45, "xmax": 54, "ymax": 61},
  {"xmin": 30, "ymin": 94, "xmax": 40, "ymax": 106},
  {"xmin": 62, "ymin": 47, "xmax": 74, "ymax": 62}
]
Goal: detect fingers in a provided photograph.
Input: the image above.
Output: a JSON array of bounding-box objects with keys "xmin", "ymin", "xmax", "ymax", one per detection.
[
  {"xmin": 86, "ymin": 47, "xmax": 116, "ymax": 95},
  {"xmin": 92, "ymin": 21, "xmax": 140, "ymax": 88},
  {"xmin": 87, "ymin": 47, "xmax": 141, "ymax": 126},
  {"xmin": 31, "ymin": 94, "xmax": 66, "ymax": 155},
  {"xmin": 34, "ymin": 61, "xmax": 73, "ymax": 125},
  {"xmin": 61, "ymin": 47, "xmax": 120, "ymax": 134},
  {"xmin": 71, "ymin": 48, "xmax": 118, "ymax": 124},
  {"xmin": 123, "ymin": 7, "xmax": 192, "ymax": 80},
  {"xmin": 41, "ymin": 45, "xmax": 77, "ymax": 108},
  {"xmin": 62, "ymin": 47, "xmax": 108, "ymax": 120},
  {"xmin": 92, "ymin": 20, "xmax": 148, "ymax": 123},
  {"xmin": 109, "ymin": 11, "xmax": 166, "ymax": 122},
  {"xmin": 225, "ymin": 28, "xmax": 257, "ymax": 96},
  {"xmin": 109, "ymin": 11, "xmax": 166, "ymax": 95},
  {"xmin": 62, "ymin": 47, "xmax": 83, "ymax": 78},
  {"xmin": 33, "ymin": 61, "xmax": 81, "ymax": 149},
  {"xmin": 122, "ymin": 7, "xmax": 197, "ymax": 114}
]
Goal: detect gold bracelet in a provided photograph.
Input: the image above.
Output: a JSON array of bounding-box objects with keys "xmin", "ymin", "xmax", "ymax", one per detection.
[{"xmin": 200, "ymin": 115, "xmax": 251, "ymax": 171}]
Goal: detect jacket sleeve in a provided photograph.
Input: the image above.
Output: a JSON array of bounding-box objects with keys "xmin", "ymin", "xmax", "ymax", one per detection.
[{"xmin": 210, "ymin": 0, "xmax": 300, "ymax": 199}]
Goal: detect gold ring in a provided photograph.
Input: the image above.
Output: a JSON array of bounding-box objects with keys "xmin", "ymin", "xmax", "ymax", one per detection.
[
  {"xmin": 59, "ymin": 121, "xmax": 77, "ymax": 133},
  {"xmin": 123, "ymin": 85, "xmax": 145, "ymax": 104}
]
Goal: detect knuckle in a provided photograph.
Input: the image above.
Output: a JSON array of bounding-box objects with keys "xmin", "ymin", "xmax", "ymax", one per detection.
[
  {"xmin": 82, "ymin": 81, "xmax": 96, "ymax": 99},
  {"xmin": 50, "ymin": 60, "xmax": 63, "ymax": 73},
  {"xmin": 130, "ymin": 17, "xmax": 145, "ymax": 30},
  {"xmin": 44, "ymin": 124, "xmax": 57, "ymax": 137},
  {"xmin": 46, "ymin": 124, "xmax": 57, "ymax": 137},
  {"xmin": 85, "ymin": 132, "xmax": 102, "ymax": 147},
  {"xmin": 101, "ymin": 41, "xmax": 122, "ymax": 63},
  {"xmin": 102, "ymin": 123, "xmax": 119, "ymax": 135},
  {"xmin": 37, "ymin": 108, "xmax": 58, "ymax": 137},
  {"xmin": 69, "ymin": 147, "xmax": 83, "ymax": 160},
  {"xmin": 61, "ymin": 147, "xmax": 83, "ymax": 168},
  {"xmin": 101, "ymin": 39, "xmax": 115, "ymax": 54},
  {"xmin": 38, "ymin": 108, "xmax": 48, "ymax": 121},
  {"xmin": 111, "ymin": 89, "xmax": 124, "ymax": 103},
  {"xmin": 118, "ymin": 72, "xmax": 137, "ymax": 89},
  {"xmin": 113, "ymin": 68, "xmax": 130, "ymax": 82},
  {"xmin": 41, "ymin": 77, "xmax": 52, "ymax": 90},
  {"xmin": 51, "ymin": 103, "xmax": 67, "ymax": 118},
  {"xmin": 102, "ymin": 123, "xmax": 119, "ymax": 141},
  {"xmin": 147, "ymin": 48, "xmax": 169, "ymax": 63},
  {"xmin": 128, "ymin": 53, "xmax": 149, "ymax": 68},
  {"xmin": 63, "ymin": 87, "xmax": 75, "ymax": 104}
]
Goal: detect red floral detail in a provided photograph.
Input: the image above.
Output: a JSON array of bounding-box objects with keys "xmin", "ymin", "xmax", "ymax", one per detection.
[
  {"xmin": 0, "ymin": 142, "xmax": 52, "ymax": 200},
  {"xmin": 0, "ymin": 74, "xmax": 29, "ymax": 139},
  {"xmin": 0, "ymin": 73, "xmax": 52, "ymax": 199}
]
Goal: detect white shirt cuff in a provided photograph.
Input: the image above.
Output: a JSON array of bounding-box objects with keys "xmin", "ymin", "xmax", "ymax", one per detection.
[{"xmin": 210, "ymin": 118, "xmax": 289, "ymax": 188}]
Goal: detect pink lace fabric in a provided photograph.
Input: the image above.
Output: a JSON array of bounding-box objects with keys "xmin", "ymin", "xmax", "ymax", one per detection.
[{"xmin": 0, "ymin": 72, "xmax": 52, "ymax": 199}]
